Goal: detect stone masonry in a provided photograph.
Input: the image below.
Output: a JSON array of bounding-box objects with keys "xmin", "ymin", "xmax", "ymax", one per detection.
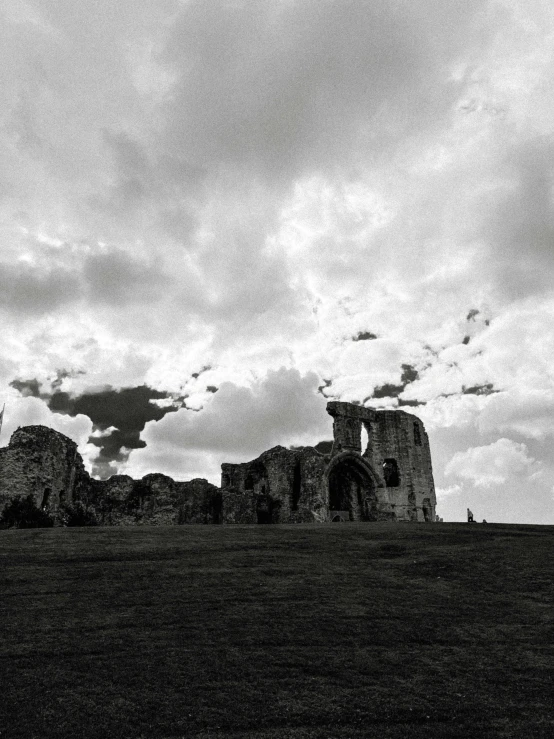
[
  {"xmin": 221, "ymin": 401, "xmax": 436, "ymax": 523},
  {"xmin": 0, "ymin": 401, "xmax": 436, "ymax": 525}
]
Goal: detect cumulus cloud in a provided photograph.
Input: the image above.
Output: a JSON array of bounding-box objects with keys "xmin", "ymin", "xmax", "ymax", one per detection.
[
  {"xmin": 478, "ymin": 389, "xmax": 554, "ymax": 439},
  {"xmin": 445, "ymin": 438, "xmax": 540, "ymax": 488},
  {"xmin": 123, "ymin": 368, "xmax": 331, "ymax": 482},
  {"xmin": 435, "ymin": 483, "xmax": 463, "ymax": 500}
]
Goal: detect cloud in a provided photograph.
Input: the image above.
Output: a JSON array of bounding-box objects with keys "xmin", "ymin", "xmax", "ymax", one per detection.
[
  {"xmin": 435, "ymin": 483, "xmax": 463, "ymax": 500},
  {"xmin": 0, "ymin": 261, "xmax": 80, "ymax": 315},
  {"xmin": 123, "ymin": 368, "xmax": 331, "ymax": 482},
  {"xmin": 83, "ymin": 246, "xmax": 171, "ymax": 306},
  {"xmin": 8, "ymin": 378, "xmax": 187, "ymax": 478},
  {"xmin": 478, "ymin": 390, "xmax": 554, "ymax": 439},
  {"xmin": 0, "ymin": 395, "xmax": 93, "ymax": 468},
  {"xmin": 445, "ymin": 437, "xmax": 540, "ymax": 488},
  {"xmin": 162, "ymin": 0, "xmax": 487, "ymax": 183}
]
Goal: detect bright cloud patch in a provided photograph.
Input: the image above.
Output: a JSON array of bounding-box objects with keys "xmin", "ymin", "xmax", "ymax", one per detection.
[
  {"xmin": 445, "ymin": 438, "xmax": 540, "ymax": 488},
  {"xmin": 123, "ymin": 368, "xmax": 331, "ymax": 482}
]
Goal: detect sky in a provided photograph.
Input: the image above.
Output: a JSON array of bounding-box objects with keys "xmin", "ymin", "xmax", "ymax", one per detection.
[{"xmin": 1, "ymin": 0, "xmax": 553, "ymax": 524}]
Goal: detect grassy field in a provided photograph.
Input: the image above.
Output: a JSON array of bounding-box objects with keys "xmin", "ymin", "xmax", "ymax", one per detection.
[{"xmin": 1, "ymin": 523, "xmax": 553, "ymax": 739}]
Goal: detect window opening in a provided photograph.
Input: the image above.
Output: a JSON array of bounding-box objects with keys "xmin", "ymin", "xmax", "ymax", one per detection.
[
  {"xmin": 360, "ymin": 423, "xmax": 369, "ymax": 454},
  {"xmin": 383, "ymin": 459, "xmax": 400, "ymax": 487}
]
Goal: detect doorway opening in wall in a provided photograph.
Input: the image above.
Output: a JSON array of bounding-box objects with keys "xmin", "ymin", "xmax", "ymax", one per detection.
[
  {"xmin": 209, "ymin": 492, "xmax": 223, "ymax": 524},
  {"xmin": 41, "ymin": 488, "xmax": 51, "ymax": 509},
  {"xmin": 256, "ymin": 492, "xmax": 279, "ymax": 524},
  {"xmin": 328, "ymin": 457, "xmax": 376, "ymax": 522},
  {"xmin": 422, "ymin": 497, "xmax": 432, "ymax": 522},
  {"xmin": 331, "ymin": 511, "xmax": 349, "ymax": 522}
]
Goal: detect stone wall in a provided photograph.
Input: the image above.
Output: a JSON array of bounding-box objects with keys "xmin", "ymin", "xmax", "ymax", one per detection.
[
  {"xmin": 221, "ymin": 445, "xmax": 329, "ymax": 524},
  {"xmin": 0, "ymin": 426, "xmax": 87, "ymax": 513},
  {"xmin": 0, "ymin": 426, "xmax": 220, "ymax": 526},
  {"xmin": 222, "ymin": 402, "xmax": 437, "ymax": 523},
  {"xmin": 326, "ymin": 402, "xmax": 436, "ymax": 522},
  {"xmin": 0, "ymin": 400, "xmax": 437, "ymax": 526}
]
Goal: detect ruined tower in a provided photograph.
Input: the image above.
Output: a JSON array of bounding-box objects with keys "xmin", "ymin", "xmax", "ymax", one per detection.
[
  {"xmin": 220, "ymin": 401, "xmax": 436, "ymax": 523},
  {"xmin": 326, "ymin": 401, "xmax": 436, "ymax": 522},
  {"xmin": 0, "ymin": 425, "xmax": 87, "ymax": 512}
]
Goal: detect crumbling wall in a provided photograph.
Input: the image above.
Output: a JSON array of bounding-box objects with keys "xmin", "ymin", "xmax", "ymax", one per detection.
[
  {"xmin": 0, "ymin": 426, "xmax": 88, "ymax": 513},
  {"xmin": 176, "ymin": 478, "xmax": 222, "ymax": 524},
  {"xmin": 0, "ymin": 426, "xmax": 220, "ymax": 526},
  {"xmin": 89, "ymin": 473, "xmax": 221, "ymax": 526},
  {"xmin": 368, "ymin": 411, "xmax": 435, "ymax": 522},
  {"xmin": 221, "ymin": 445, "xmax": 329, "ymax": 524},
  {"xmin": 0, "ymin": 403, "xmax": 437, "ymax": 527},
  {"xmin": 327, "ymin": 402, "xmax": 436, "ymax": 521}
]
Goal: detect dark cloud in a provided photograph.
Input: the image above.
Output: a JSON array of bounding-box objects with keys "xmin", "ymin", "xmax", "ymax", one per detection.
[
  {"xmin": 51, "ymin": 368, "xmax": 85, "ymax": 390},
  {"xmin": 462, "ymin": 383, "xmax": 496, "ymax": 396},
  {"xmin": 191, "ymin": 366, "xmax": 212, "ymax": 380},
  {"xmin": 0, "ymin": 263, "xmax": 80, "ymax": 315},
  {"xmin": 9, "ymin": 378, "xmax": 41, "ymax": 398},
  {"xmin": 162, "ymin": 0, "xmax": 486, "ymax": 184},
  {"xmin": 366, "ymin": 364, "xmax": 420, "ymax": 401},
  {"xmin": 83, "ymin": 247, "xmax": 170, "ymax": 306},
  {"xmin": 353, "ymin": 331, "xmax": 378, "ymax": 341},
  {"xmin": 317, "ymin": 378, "xmax": 333, "ymax": 397},
  {"xmin": 10, "ymin": 369, "xmax": 86, "ymax": 399},
  {"xmin": 397, "ymin": 399, "xmax": 422, "ymax": 408},
  {"xmin": 53, "ymin": 385, "xmax": 184, "ymax": 477},
  {"xmin": 10, "ymin": 379, "xmax": 184, "ymax": 478}
]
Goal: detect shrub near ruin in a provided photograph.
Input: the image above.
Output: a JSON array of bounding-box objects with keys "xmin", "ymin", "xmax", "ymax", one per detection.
[
  {"xmin": 57, "ymin": 501, "xmax": 99, "ymax": 527},
  {"xmin": 0, "ymin": 494, "xmax": 54, "ymax": 529}
]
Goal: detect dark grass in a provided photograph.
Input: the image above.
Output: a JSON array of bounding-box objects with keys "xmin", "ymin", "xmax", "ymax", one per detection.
[{"xmin": 1, "ymin": 523, "xmax": 553, "ymax": 738}]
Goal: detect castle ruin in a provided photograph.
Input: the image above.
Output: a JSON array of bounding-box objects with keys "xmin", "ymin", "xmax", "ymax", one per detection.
[{"xmin": 0, "ymin": 401, "xmax": 436, "ymax": 525}]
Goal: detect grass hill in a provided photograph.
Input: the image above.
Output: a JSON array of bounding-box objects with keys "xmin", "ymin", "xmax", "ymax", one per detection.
[{"xmin": 1, "ymin": 523, "xmax": 553, "ymax": 738}]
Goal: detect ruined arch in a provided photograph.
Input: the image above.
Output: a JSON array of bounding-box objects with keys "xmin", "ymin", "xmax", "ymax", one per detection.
[{"xmin": 326, "ymin": 453, "xmax": 381, "ymax": 522}]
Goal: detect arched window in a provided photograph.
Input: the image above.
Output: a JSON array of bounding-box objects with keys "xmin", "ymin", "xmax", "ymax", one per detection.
[
  {"xmin": 41, "ymin": 488, "xmax": 51, "ymax": 509},
  {"xmin": 413, "ymin": 422, "xmax": 422, "ymax": 446},
  {"xmin": 244, "ymin": 474, "xmax": 254, "ymax": 490},
  {"xmin": 361, "ymin": 423, "xmax": 369, "ymax": 454},
  {"xmin": 383, "ymin": 459, "xmax": 400, "ymax": 487}
]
